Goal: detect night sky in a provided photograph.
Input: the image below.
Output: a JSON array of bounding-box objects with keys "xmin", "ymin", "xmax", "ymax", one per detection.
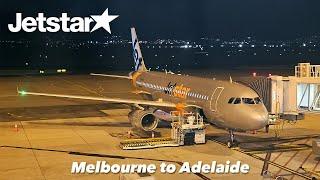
[
  {"xmin": 0, "ymin": 0, "xmax": 320, "ymax": 71},
  {"xmin": 1, "ymin": 0, "xmax": 320, "ymax": 39}
]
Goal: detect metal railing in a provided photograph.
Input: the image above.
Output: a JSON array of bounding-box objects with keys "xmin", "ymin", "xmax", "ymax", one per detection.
[{"xmin": 295, "ymin": 63, "xmax": 320, "ymax": 78}]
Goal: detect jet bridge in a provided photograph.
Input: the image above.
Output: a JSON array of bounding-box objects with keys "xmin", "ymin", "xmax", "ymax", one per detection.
[
  {"xmin": 236, "ymin": 63, "xmax": 320, "ymax": 120},
  {"xmin": 271, "ymin": 63, "xmax": 320, "ymax": 114}
]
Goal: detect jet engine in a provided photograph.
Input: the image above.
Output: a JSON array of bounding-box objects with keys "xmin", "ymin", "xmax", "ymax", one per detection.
[{"xmin": 128, "ymin": 109, "xmax": 159, "ymax": 131}]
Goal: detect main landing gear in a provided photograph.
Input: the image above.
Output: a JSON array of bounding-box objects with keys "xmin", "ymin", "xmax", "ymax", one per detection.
[{"xmin": 227, "ymin": 130, "xmax": 238, "ymax": 148}]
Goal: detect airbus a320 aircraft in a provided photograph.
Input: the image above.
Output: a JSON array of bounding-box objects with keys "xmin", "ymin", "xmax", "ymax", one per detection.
[{"xmin": 18, "ymin": 28, "xmax": 269, "ymax": 148}]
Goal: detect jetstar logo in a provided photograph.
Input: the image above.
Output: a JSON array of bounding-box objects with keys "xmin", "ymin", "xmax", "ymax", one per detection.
[
  {"xmin": 164, "ymin": 82, "xmax": 191, "ymax": 99},
  {"xmin": 8, "ymin": 9, "xmax": 118, "ymax": 33}
]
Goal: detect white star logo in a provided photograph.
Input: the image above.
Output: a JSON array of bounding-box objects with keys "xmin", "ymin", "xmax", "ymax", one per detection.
[{"xmin": 90, "ymin": 9, "xmax": 119, "ymax": 33}]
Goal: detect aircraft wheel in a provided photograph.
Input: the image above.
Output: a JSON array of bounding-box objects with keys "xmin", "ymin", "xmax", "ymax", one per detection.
[
  {"xmin": 227, "ymin": 140, "xmax": 239, "ymax": 148},
  {"xmin": 233, "ymin": 140, "xmax": 239, "ymax": 146}
]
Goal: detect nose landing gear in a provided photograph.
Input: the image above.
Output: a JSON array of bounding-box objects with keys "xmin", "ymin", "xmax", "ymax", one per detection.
[{"xmin": 227, "ymin": 130, "xmax": 238, "ymax": 148}]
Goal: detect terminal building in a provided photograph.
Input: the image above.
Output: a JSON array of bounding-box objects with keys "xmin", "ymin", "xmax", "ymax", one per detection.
[{"xmin": 237, "ymin": 63, "xmax": 320, "ymax": 119}]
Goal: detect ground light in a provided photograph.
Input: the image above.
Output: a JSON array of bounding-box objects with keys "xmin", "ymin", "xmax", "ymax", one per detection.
[{"xmin": 19, "ymin": 90, "xmax": 27, "ymax": 96}]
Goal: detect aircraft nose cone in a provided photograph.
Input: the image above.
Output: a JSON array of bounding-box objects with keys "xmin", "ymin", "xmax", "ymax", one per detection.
[
  {"xmin": 258, "ymin": 113, "xmax": 269, "ymax": 126},
  {"xmin": 249, "ymin": 112, "xmax": 269, "ymax": 130}
]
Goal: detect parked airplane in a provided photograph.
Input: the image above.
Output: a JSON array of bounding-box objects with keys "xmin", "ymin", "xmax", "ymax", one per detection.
[{"xmin": 18, "ymin": 28, "xmax": 269, "ymax": 147}]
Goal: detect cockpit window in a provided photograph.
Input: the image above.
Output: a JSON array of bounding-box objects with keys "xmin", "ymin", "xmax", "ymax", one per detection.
[
  {"xmin": 242, "ymin": 98, "xmax": 255, "ymax": 104},
  {"xmin": 233, "ymin": 98, "xmax": 242, "ymax": 104},
  {"xmin": 254, "ymin": 97, "xmax": 262, "ymax": 104},
  {"xmin": 228, "ymin": 97, "xmax": 235, "ymax": 104}
]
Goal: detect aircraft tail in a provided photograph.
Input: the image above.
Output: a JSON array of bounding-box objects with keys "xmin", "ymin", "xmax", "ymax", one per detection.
[{"xmin": 131, "ymin": 27, "xmax": 147, "ymax": 72}]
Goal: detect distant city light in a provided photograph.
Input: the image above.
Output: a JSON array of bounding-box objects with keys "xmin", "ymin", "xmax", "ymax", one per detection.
[
  {"xmin": 252, "ymin": 72, "xmax": 257, "ymax": 77},
  {"xmin": 2, "ymin": 34, "xmax": 320, "ymax": 70}
]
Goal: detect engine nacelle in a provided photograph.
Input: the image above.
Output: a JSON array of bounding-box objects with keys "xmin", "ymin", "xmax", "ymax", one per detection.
[{"xmin": 128, "ymin": 109, "xmax": 159, "ymax": 131}]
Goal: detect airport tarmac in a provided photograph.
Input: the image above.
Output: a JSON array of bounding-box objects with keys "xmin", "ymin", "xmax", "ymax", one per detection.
[{"xmin": 0, "ymin": 74, "xmax": 319, "ymax": 180}]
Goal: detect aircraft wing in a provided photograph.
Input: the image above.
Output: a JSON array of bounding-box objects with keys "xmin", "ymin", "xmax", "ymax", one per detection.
[
  {"xmin": 17, "ymin": 89, "xmax": 186, "ymax": 108},
  {"xmin": 90, "ymin": 73, "xmax": 132, "ymax": 79}
]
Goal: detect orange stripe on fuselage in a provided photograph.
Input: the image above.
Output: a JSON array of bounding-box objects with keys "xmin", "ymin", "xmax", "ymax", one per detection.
[
  {"xmin": 131, "ymin": 71, "xmax": 142, "ymax": 87},
  {"xmin": 133, "ymin": 72, "xmax": 191, "ymax": 100}
]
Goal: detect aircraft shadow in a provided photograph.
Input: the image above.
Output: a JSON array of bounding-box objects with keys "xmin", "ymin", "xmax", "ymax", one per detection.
[
  {"xmin": 27, "ymin": 121, "xmax": 132, "ymax": 127},
  {"xmin": 206, "ymin": 133, "xmax": 319, "ymax": 152},
  {"xmin": 0, "ymin": 103, "xmax": 127, "ymax": 122}
]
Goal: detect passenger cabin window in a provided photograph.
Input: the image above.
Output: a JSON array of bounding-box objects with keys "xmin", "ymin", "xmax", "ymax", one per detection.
[
  {"xmin": 233, "ymin": 98, "xmax": 242, "ymax": 104},
  {"xmin": 228, "ymin": 97, "xmax": 235, "ymax": 104},
  {"xmin": 242, "ymin": 98, "xmax": 255, "ymax": 104}
]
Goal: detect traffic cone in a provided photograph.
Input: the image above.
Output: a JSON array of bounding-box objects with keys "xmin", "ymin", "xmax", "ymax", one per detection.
[{"xmin": 14, "ymin": 124, "xmax": 18, "ymax": 132}]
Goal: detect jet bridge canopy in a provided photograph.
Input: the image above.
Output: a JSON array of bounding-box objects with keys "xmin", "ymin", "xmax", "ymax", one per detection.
[{"xmin": 236, "ymin": 63, "xmax": 320, "ymax": 117}]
